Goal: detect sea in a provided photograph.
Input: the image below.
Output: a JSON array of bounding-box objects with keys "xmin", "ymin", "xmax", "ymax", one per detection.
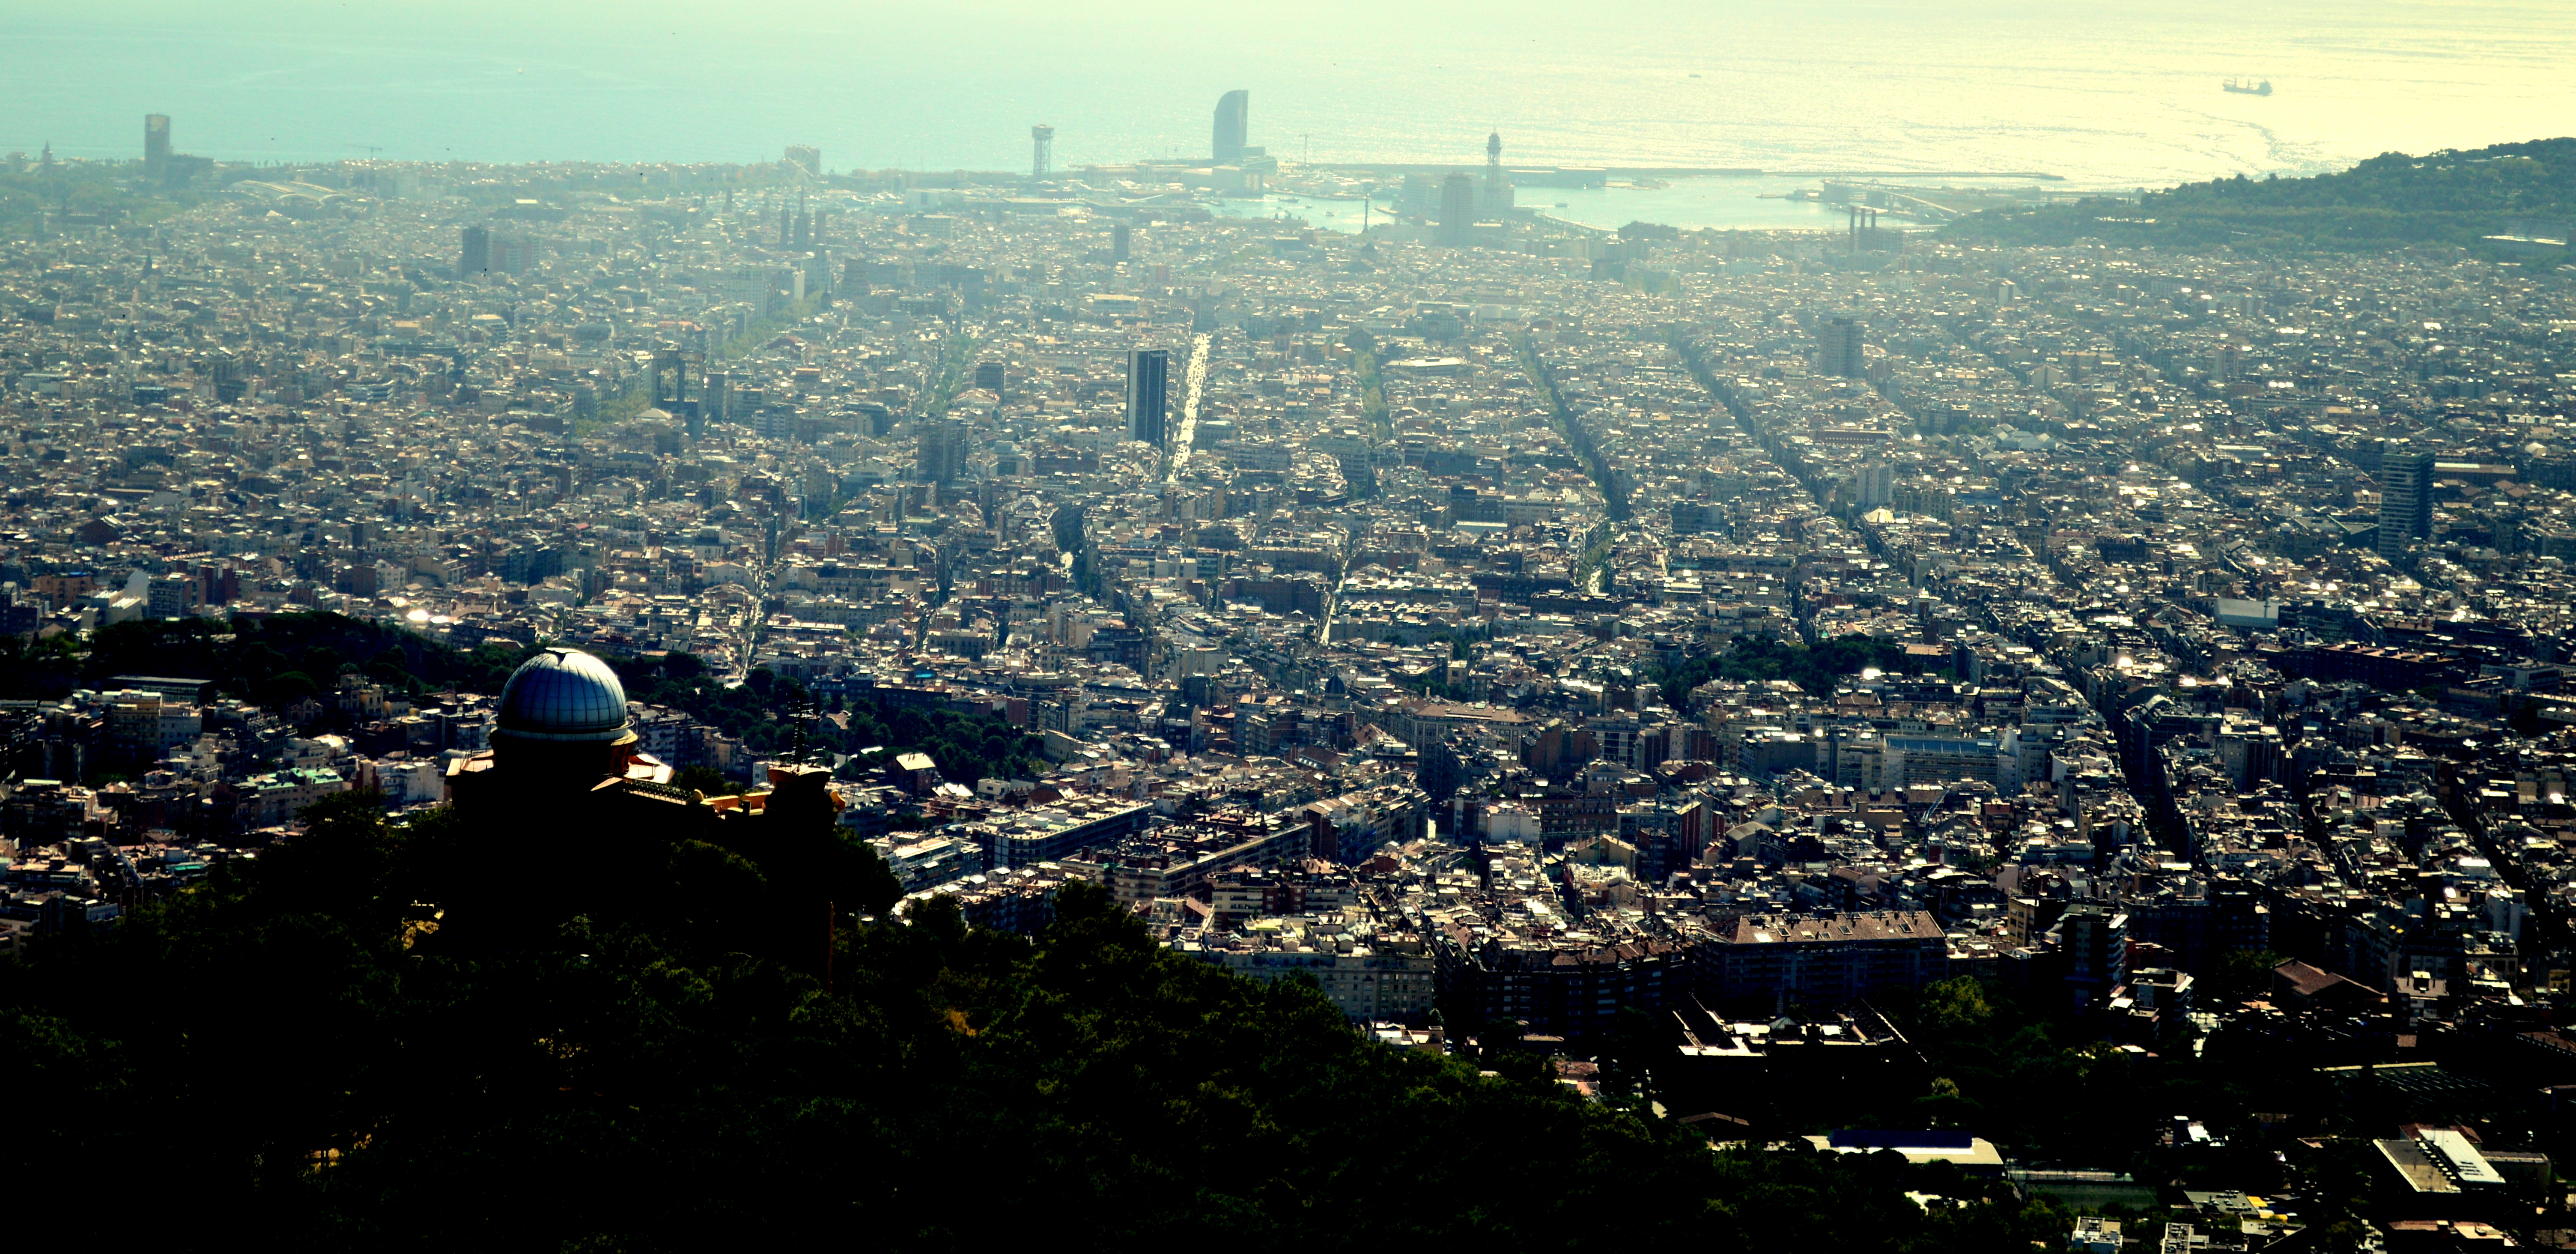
[{"xmin": 7, "ymin": 0, "xmax": 2574, "ymax": 231}]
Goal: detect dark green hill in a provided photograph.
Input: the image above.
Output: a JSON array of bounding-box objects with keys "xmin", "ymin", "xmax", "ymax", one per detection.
[
  {"xmin": 3, "ymin": 612, "xmax": 1041, "ymax": 785},
  {"xmin": 0, "ymin": 795, "xmax": 2079, "ymax": 1250},
  {"xmin": 0, "ymin": 160, "xmax": 200, "ymax": 241},
  {"xmin": 1946, "ymin": 137, "xmax": 2576, "ymax": 251}
]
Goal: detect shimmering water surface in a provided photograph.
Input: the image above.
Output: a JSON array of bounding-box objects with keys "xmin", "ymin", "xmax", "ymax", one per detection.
[{"xmin": 7, "ymin": 0, "xmax": 2570, "ymax": 197}]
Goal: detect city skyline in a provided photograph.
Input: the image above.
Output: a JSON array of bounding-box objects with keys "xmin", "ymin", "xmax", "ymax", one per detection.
[
  {"xmin": 6, "ymin": 4, "xmax": 2576, "ymax": 1247},
  {"xmin": 8, "ymin": 1, "xmax": 2574, "ymax": 188}
]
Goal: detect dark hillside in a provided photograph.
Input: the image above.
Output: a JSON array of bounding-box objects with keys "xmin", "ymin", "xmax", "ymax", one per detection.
[{"xmin": 1947, "ymin": 137, "xmax": 2576, "ymax": 251}]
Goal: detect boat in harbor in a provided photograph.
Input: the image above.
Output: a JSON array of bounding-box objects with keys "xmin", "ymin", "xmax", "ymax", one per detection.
[{"xmin": 2222, "ymin": 78, "xmax": 2272, "ymax": 96}]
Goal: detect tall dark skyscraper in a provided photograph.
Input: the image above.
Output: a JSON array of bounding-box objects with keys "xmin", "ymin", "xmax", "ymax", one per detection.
[
  {"xmin": 1112, "ymin": 222, "xmax": 1132, "ymax": 263},
  {"xmin": 1213, "ymin": 90, "xmax": 1249, "ymax": 164},
  {"xmin": 917, "ymin": 419, "xmax": 971, "ymax": 486},
  {"xmin": 1127, "ymin": 349, "xmax": 1170, "ymax": 449},
  {"xmin": 1819, "ymin": 317, "xmax": 1865, "ymax": 378},
  {"xmin": 1436, "ymin": 173, "xmax": 1475, "ymax": 247},
  {"xmin": 1030, "ymin": 124, "xmax": 1054, "ymax": 179},
  {"xmin": 458, "ymin": 225, "xmax": 492, "ymax": 278},
  {"xmin": 143, "ymin": 114, "xmax": 171, "ymax": 185},
  {"xmin": 2377, "ymin": 439, "xmax": 2436, "ymax": 560}
]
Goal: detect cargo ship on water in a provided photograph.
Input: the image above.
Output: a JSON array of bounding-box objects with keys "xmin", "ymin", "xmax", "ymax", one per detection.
[{"xmin": 2223, "ymin": 78, "xmax": 2273, "ymax": 96}]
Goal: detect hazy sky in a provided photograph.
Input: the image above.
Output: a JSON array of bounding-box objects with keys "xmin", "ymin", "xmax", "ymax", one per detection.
[{"xmin": 6, "ymin": 1, "xmax": 2572, "ymax": 185}]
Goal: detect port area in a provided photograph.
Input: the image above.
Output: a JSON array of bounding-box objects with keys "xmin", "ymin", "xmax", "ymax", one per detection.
[
  {"xmin": 1222, "ymin": 169, "xmax": 2079, "ymax": 235},
  {"xmin": 1300, "ymin": 163, "xmax": 2063, "ymax": 183}
]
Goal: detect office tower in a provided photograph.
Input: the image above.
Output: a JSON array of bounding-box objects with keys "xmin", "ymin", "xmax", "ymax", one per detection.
[
  {"xmin": 784, "ymin": 144, "xmax": 820, "ymax": 176},
  {"xmin": 1112, "ymin": 222, "xmax": 1132, "ymax": 263},
  {"xmin": 1856, "ymin": 462, "xmax": 1893, "ymax": 510},
  {"xmin": 1127, "ymin": 349, "xmax": 1170, "ymax": 449},
  {"xmin": 2378, "ymin": 440, "xmax": 2436, "ymax": 560},
  {"xmin": 701, "ymin": 372, "xmax": 731, "ymax": 435},
  {"xmin": 1399, "ymin": 173, "xmax": 1437, "ymax": 218},
  {"xmin": 1437, "ymin": 173, "xmax": 1474, "ymax": 247},
  {"xmin": 1030, "ymin": 124, "xmax": 1054, "ymax": 179},
  {"xmin": 1213, "ymin": 90, "xmax": 1249, "ymax": 164},
  {"xmin": 974, "ymin": 360, "xmax": 1006, "ymax": 399},
  {"xmin": 917, "ymin": 419, "xmax": 971, "ymax": 485},
  {"xmin": 1477, "ymin": 130, "xmax": 1515, "ymax": 217},
  {"xmin": 491, "ymin": 233, "xmax": 534, "ymax": 275},
  {"xmin": 144, "ymin": 114, "xmax": 171, "ymax": 184},
  {"xmin": 2058, "ymin": 904, "xmax": 2128, "ymax": 1010},
  {"xmin": 1819, "ymin": 316, "xmax": 1864, "ymax": 378},
  {"xmin": 458, "ymin": 225, "xmax": 492, "ymax": 278}
]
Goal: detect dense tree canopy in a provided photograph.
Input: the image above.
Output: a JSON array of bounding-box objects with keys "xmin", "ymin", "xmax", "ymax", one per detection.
[
  {"xmin": 0, "ymin": 161, "xmax": 203, "ymax": 240},
  {"xmin": 1653, "ymin": 635, "xmax": 1921, "ymax": 710},
  {"xmin": 0, "ymin": 793, "xmax": 2085, "ymax": 1250},
  {"xmin": 0, "ymin": 612, "xmax": 530, "ymax": 704},
  {"xmin": 1, "ymin": 612, "xmax": 1042, "ymax": 784}
]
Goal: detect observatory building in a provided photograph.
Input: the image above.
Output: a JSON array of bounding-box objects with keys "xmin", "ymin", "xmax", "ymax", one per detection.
[
  {"xmin": 444, "ymin": 648, "xmax": 841, "ymax": 828},
  {"xmin": 444, "ymin": 647, "xmax": 673, "ymax": 807}
]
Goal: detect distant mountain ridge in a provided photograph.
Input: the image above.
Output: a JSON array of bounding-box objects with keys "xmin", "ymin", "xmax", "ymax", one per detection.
[{"xmin": 1948, "ymin": 137, "xmax": 2576, "ymax": 251}]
